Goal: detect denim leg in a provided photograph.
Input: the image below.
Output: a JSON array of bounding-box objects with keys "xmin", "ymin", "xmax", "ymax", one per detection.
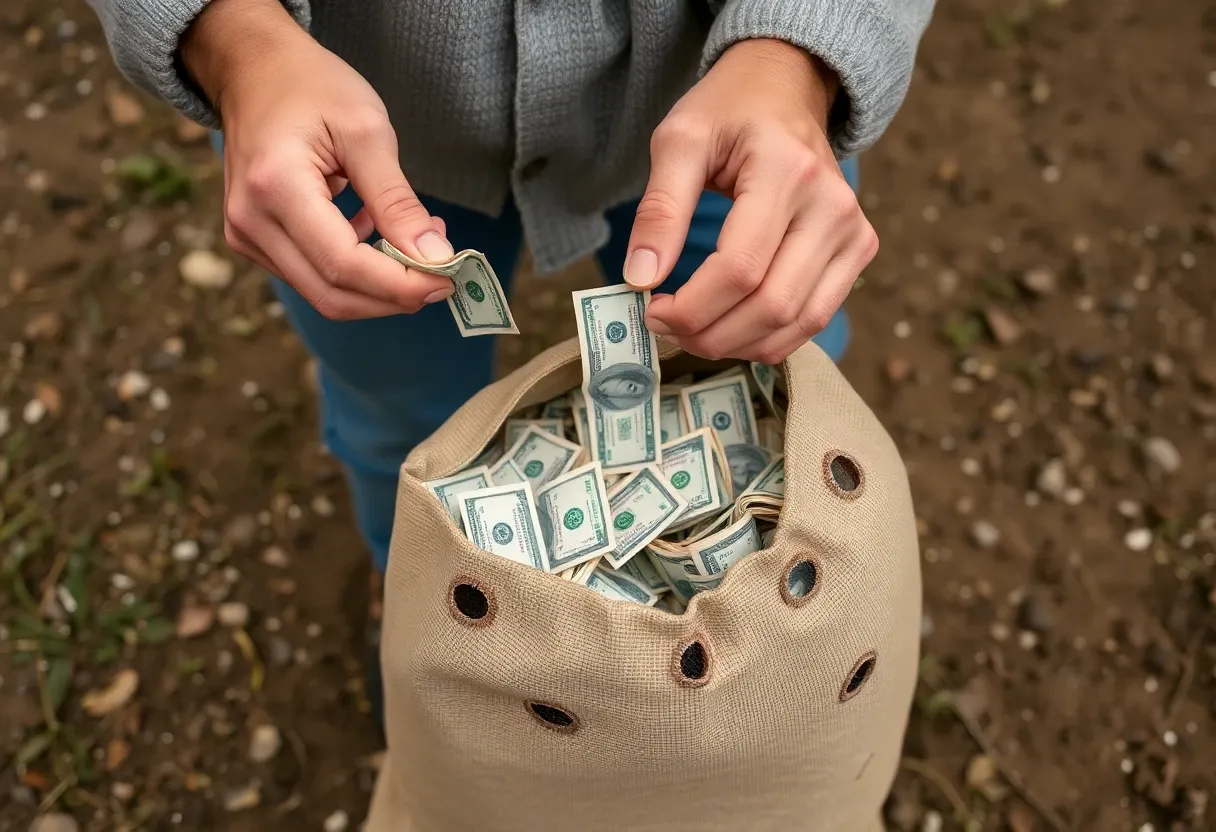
[
  {"xmin": 595, "ymin": 155, "xmax": 861, "ymax": 363},
  {"xmin": 209, "ymin": 129, "xmax": 525, "ymax": 573}
]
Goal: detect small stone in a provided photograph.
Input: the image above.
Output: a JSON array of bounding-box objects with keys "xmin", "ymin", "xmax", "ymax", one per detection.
[
  {"xmin": 111, "ymin": 782, "xmax": 135, "ymax": 802},
  {"xmin": 116, "ymin": 370, "xmax": 151, "ymax": 401},
  {"xmin": 1019, "ymin": 267, "xmax": 1056, "ymax": 296},
  {"xmin": 81, "ymin": 668, "xmax": 139, "ymax": 716},
  {"xmin": 223, "ymin": 515, "xmax": 259, "ymax": 549},
  {"xmin": 179, "ymin": 250, "xmax": 234, "ymax": 289},
  {"xmin": 175, "ymin": 602, "xmax": 215, "ymax": 639},
  {"xmin": 223, "ymin": 783, "xmax": 261, "ymax": 812},
  {"xmin": 105, "ymin": 737, "xmax": 130, "ymax": 771},
  {"xmin": 1142, "ymin": 436, "xmax": 1181, "ymax": 474},
  {"xmin": 217, "ymin": 602, "xmax": 250, "ymax": 628},
  {"xmin": 983, "ymin": 307, "xmax": 1022, "ymax": 345},
  {"xmin": 1017, "ymin": 595, "xmax": 1055, "ymax": 633},
  {"xmin": 267, "ymin": 636, "xmax": 293, "ymax": 667},
  {"xmin": 149, "ymin": 389, "xmax": 170, "ymax": 411},
  {"xmin": 29, "ymin": 814, "xmax": 79, "ymax": 832},
  {"xmin": 921, "ymin": 810, "xmax": 943, "ymax": 832},
  {"xmin": 172, "ymin": 540, "xmax": 200, "ymax": 562},
  {"xmin": 1148, "ymin": 354, "xmax": 1174, "ymax": 382},
  {"xmin": 22, "ymin": 311, "xmax": 62, "ymax": 342},
  {"xmin": 248, "ymin": 724, "xmax": 282, "ymax": 763},
  {"xmin": 966, "ymin": 754, "xmax": 1009, "ymax": 801},
  {"xmin": 1036, "ymin": 458, "xmax": 1067, "ymax": 498},
  {"xmin": 261, "ymin": 546, "xmax": 290, "ymax": 568},
  {"xmin": 23, "ymin": 398, "xmax": 47, "ymax": 425},
  {"xmin": 323, "ymin": 810, "xmax": 350, "ymax": 832},
  {"xmin": 120, "ymin": 211, "xmax": 158, "ymax": 252},
  {"xmin": 106, "ymin": 89, "xmax": 144, "ymax": 126},
  {"xmin": 33, "ymin": 383, "xmax": 62, "ymax": 417},
  {"xmin": 1125, "ymin": 528, "xmax": 1153, "ymax": 552},
  {"xmin": 884, "ymin": 357, "xmax": 911, "ymax": 384},
  {"xmin": 970, "ymin": 520, "xmax": 1001, "ymax": 549}
]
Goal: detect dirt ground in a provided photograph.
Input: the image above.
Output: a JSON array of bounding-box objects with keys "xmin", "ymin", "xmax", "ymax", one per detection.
[{"xmin": 1, "ymin": 0, "xmax": 1214, "ymax": 829}]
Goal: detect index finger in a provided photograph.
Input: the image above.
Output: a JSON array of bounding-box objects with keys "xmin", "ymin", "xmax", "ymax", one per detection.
[
  {"xmin": 271, "ymin": 171, "xmax": 453, "ymax": 310},
  {"xmin": 646, "ymin": 188, "xmax": 788, "ymax": 338}
]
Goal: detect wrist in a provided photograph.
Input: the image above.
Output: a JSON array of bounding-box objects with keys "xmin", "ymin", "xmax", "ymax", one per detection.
[
  {"xmin": 716, "ymin": 38, "xmax": 839, "ymax": 133},
  {"xmin": 180, "ymin": 0, "xmax": 311, "ymax": 115}
]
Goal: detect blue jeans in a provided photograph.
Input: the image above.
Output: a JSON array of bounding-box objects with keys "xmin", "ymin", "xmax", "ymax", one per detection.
[{"xmin": 212, "ymin": 134, "xmax": 856, "ymax": 572}]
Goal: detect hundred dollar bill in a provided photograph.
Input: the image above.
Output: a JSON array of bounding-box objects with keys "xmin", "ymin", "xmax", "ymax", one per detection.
[
  {"xmin": 688, "ymin": 513, "xmax": 761, "ymax": 576},
  {"xmin": 572, "ymin": 285, "xmax": 661, "ymax": 473},
  {"xmin": 489, "ymin": 457, "xmax": 527, "ymax": 486},
  {"xmin": 646, "ymin": 547, "xmax": 724, "ymax": 603},
  {"xmin": 505, "ymin": 418, "xmax": 564, "ymax": 448},
  {"xmin": 660, "ymin": 427, "xmax": 726, "ymax": 529},
  {"xmin": 423, "ymin": 466, "xmax": 490, "ymax": 525},
  {"xmin": 458, "ymin": 482, "xmax": 548, "ymax": 571},
  {"xmin": 658, "ymin": 385, "xmax": 688, "ymax": 444},
  {"xmin": 374, "ymin": 239, "xmax": 518, "ymax": 336},
  {"xmin": 749, "ymin": 362, "xmax": 779, "ymax": 415},
  {"xmin": 736, "ymin": 455, "xmax": 785, "ymax": 521},
  {"xmin": 603, "ymin": 465, "xmax": 687, "ymax": 569},
  {"xmin": 618, "ymin": 550, "xmax": 669, "ymax": 594},
  {"xmin": 505, "ymin": 425, "xmax": 583, "ymax": 488},
  {"xmin": 680, "ymin": 375, "xmax": 767, "ymax": 494},
  {"xmin": 534, "ymin": 462, "xmax": 616, "ymax": 572},
  {"xmin": 586, "ymin": 566, "xmax": 660, "ymax": 606}
]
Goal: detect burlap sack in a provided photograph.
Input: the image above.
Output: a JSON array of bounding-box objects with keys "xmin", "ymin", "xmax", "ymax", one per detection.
[{"xmin": 367, "ymin": 338, "xmax": 921, "ymax": 832}]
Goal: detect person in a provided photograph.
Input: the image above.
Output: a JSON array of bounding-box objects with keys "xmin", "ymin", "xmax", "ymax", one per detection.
[{"xmin": 85, "ymin": 0, "xmax": 936, "ymax": 724}]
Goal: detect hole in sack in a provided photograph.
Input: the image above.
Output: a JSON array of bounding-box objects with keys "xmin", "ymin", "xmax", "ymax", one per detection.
[
  {"xmin": 673, "ymin": 636, "xmax": 712, "ymax": 687},
  {"xmin": 448, "ymin": 577, "xmax": 495, "ymax": 627},
  {"xmin": 824, "ymin": 451, "xmax": 865, "ymax": 499},
  {"xmin": 781, "ymin": 557, "xmax": 821, "ymax": 607},
  {"xmin": 527, "ymin": 701, "xmax": 579, "ymax": 733},
  {"xmin": 839, "ymin": 652, "xmax": 877, "ymax": 702}
]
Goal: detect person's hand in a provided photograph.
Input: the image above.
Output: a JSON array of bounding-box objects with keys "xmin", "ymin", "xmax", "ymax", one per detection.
[
  {"xmin": 624, "ymin": 38, "xmax": 879, "ymax": 364},
  {"xmin": 181, "ymin": 0, "xmax": 454, "ymax": 320}
]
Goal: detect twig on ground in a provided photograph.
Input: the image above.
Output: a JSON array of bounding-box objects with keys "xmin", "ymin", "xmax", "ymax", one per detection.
[{"xmin": 900, "ymin": 756, "xmax": 977, "ymax": 828}]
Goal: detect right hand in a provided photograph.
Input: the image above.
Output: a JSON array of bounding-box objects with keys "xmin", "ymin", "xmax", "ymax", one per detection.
[{"xmin": 181, "ymin": 0, "xmax": 455, "ymax": 320}]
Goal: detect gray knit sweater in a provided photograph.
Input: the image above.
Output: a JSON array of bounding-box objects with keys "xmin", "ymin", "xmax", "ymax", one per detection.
[{"xmin": 85, "ymin": 0, "xmax": 935, "ymax": 274}]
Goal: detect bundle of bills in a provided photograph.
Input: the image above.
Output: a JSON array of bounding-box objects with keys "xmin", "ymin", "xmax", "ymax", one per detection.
[{"xmin": 423, "ymin": 285, "xmax": 788, "ymax": 613}]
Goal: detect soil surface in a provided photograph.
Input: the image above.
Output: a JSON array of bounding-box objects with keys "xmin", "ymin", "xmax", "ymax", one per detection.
[{"xmin": 2, "ymin": 0, "xmax": 1214, "ymax": 830}]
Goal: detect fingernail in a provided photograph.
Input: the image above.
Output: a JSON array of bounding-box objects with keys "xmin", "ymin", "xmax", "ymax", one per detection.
[
  {"xmin": 647, "ymin": 318, "xmax": 672, "ymax": 336},
  {"xmin": 423, "ymin": 286, "xmax": 454, "ymax": 304},
  {"xmin": 416, "ymin": 231, "xmax": 455, "ymax": 263},
  {"xmin": 624, "ymin": 248, "xmax": 658, "ymax": 288}
]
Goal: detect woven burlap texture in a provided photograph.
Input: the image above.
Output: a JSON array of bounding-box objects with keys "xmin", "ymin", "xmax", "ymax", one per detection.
[{"xmin": 366, "ymin": 338, "xmax": 921, "ymax": 832}]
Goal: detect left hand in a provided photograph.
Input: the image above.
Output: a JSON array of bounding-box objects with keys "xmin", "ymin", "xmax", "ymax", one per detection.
[{"xmin": 624, "ymin": 38, "xmax": 879, "ymax": 364}]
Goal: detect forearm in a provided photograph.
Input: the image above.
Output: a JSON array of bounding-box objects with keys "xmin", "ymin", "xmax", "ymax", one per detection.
[{"xmin": 703, "ymin": 0, "xmax": 937, "ymax": 155}]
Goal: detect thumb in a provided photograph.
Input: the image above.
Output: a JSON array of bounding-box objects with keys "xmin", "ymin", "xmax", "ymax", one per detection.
[
  {"xmin": 339, "ymin": 124, "xmax": 454, "ymax": 264},
  {"xmin": 623, "ymin": 125, "xmax": 708, "ymax": 290}
]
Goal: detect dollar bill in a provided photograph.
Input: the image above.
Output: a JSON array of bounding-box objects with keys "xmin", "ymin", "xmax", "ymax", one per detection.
[
  {"xmin": 660, "ymin": 427, "xmax": 726, "ymax": 529},
  {"xmin": 489, "ymin": 457, "xmax": 527, "ymax": 486},
  {"xmin": 470, "ymin": 442, "xmax": 504, "ymax": 470},
  {"xmin": 645, "ymin": 547, "xmax": 724, "ymax": 603},
  {"xmin": 688, "ymin": 512, "xmax": 760, "ymax": 576},
  {"xmin": 373, "ymin": 239, "xmax": 518, "ymax": 336},
  {"xmin": 658, "ymin": 386, "xmax": 688, "ymax": 444},
  {"xmin": 423, "ymin": 466, "xmax": 490, "ymax": 525},
  {"xmin": 680, "ymin": 375, "xmax": 767, "ymax": 494},
  {"xmin": 540, "ymin": 396, "xmax": 572, "ymax": 420},
  {"xmin": 603, "ymin": 465, "xmax": 687, "ymax": 569},
  {"xmin": 736, "ymin": 455, "xmax": 785, "ymax": 521},
  {"xmin": 749, "ymin": 362, "xmax": 779, "ymax": 415},
  {"xmin": 505, "ymin": 425, "xmax": 583, "ymax": 488},
  {"xmin": 572, "ymin": 285, "xmax": 661, "ymax": 473},
  {"xmin": 506, "ymin": 418, "xmax": 564, "ymax": 448},
  {"xmin": 564, "ymin": 555, "xmax": 602, "ymax": 586},
  {"xmin": 534, "ymin": 462, "xmax": 616, "ymax": 572},
  {"xmin": 585, "ymin": 566, "xmax": 660, "ymax": 606},
  {"xmin": 618, "ymin": 550, "xmax": 669, "ymax": 594},
  {"xmin": 458, "ymin": 482, "xmax": 548, "ymax": 571}
]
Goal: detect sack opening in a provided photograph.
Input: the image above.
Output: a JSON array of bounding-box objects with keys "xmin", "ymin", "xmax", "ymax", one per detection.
[
  {"xmin": 527, "ymin": 701, "xmax": 580, "ymax": 733},
  {"xmin": 448, "ymin": 577, "xmax": 496, "ymax": 627},
  {"xmin": 839, "ymin": 652, "xmax": 877, "ymax": 702},
  {"xmin": 673, "ymin": 637, "xmax": 712, "ymax": 687},
  {"xmin": 781, "ymin": 557, "xmax": 821, "ymax": 607},
  {"xmin": 823, "ymin": 451, "xmax": 865, "ymax": 499}
]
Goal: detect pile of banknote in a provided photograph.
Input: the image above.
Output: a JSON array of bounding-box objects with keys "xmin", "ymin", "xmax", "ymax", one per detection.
[{"xmin": 423, "ymin": 285, "xmax": 788, "ymax": 613}]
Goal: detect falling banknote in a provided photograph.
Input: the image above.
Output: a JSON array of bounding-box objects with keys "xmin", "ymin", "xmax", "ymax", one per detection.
[{"xmin": 374, "ymin": 239, "xmax": 518, "ymax": 336}]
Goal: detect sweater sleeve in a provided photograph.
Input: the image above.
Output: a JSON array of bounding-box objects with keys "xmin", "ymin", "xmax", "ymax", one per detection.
[
  {"xmin": 702, "ymin": 0, "xmax": 936, "ymax": 157},
  {"xmin": 81, "ymin": 0, "xmax": 312, "ymax": 127}
]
